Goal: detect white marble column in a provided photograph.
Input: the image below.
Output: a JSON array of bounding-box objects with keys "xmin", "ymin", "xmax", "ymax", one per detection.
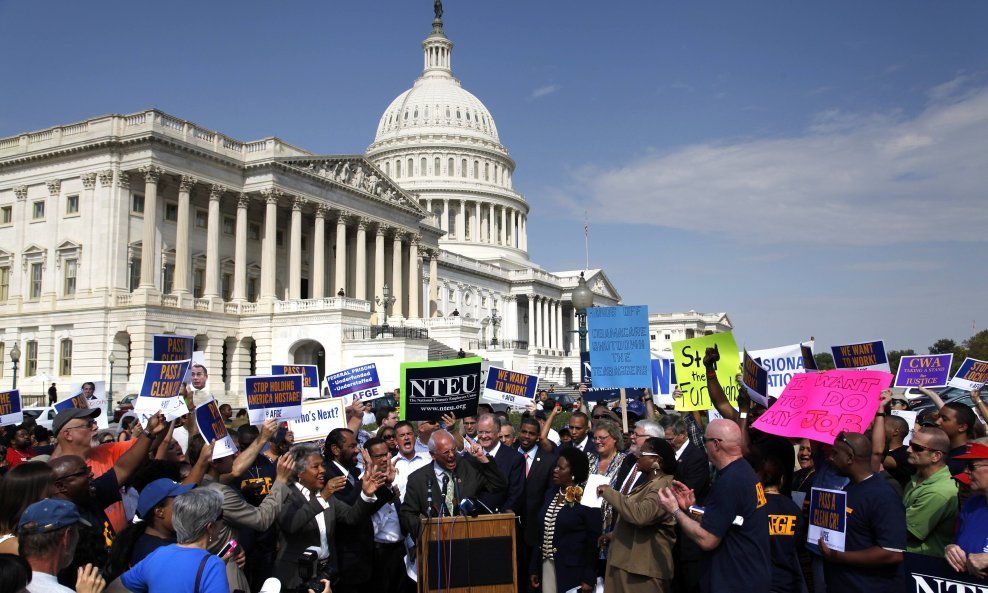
[
  {"xmin": 499, "ymin": 206, "xmax": 507, "ymax": 245},
  {"xmin": 557, "ymin": 302, "xmax": 565, "ymax": 352},
  {"xmin": 534, "ymin": 296, "xmax": 543, "ymax": 349},
  {"xmin": 527, "ymin": 296, "xmax": 536, "ymax": 348},
  {"xmin": 507, "ymin": 208, "xmax": 514, "ymax": 248},
  {"xmin": 312, "ymin": 206, "xmax": 327, "ymax": 299},
  {"xmin": 488, "ymin": 204, "xmax": 495, "ymax": 244},
  {"xmin": 456, "ymin": 199, "xmax": 465, "ymax": 239},
  {"xmin": 542, "ymin": 298, "xmax": 551, "ymax": 349},
  {"xmin": 173, "ymin": 175, "xmax": 195, "ymax": 295},
  {"xmin": 441, "ymin": 199, "xmax": 449, "ymax": 233},
  {"xmin": 392, "ymin": 231, "xmax": 404, "ymax": 317},
  {"xmin": 260, "ymin": 189, "xmax": 279, "ymax": 300},
  {"xmin": 408, "ymin": 235, "xmax": 420, "ymax": 319},
  {"xmin": 521, "ymin": 214, "xmax": 528, "ymax": 250},
  {"xmin": 474, "ymin": 202, "xmax": 482, "ymax": 242},
  {"xmin": 374, "ymin": 225, "xmax": 386, "ymax": 305},
  {"xmin": 355, "ymin": 219, "xmax": 367, "ymax": 300},
  {"xmin": 334, "ymin": 213, "xmax": 348, "ymax": 295},
  {"xmin": 204, "ymin": 185, "xmax": 223, "ymax": 299},
  {"xmin": 231, "ymin": 193, "xmax": 249, "ymax": 302},
  {"xmin": 289, "ymin": 196, "xmax": 305, "ymax": 300},
  {"xmin": 549, "ymin": 299, "xmax": 557, "ymax": 350},
  {"xmin": 138, "ymin": 165, "xmax": 161, "ymax": 289},
  {"xmin": 428, "ymin": 249, "xmax": 438, "ymax": 318}
]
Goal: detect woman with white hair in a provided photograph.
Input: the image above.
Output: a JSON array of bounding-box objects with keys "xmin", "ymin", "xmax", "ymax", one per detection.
[{"xmin": 107, "ymin": 488, "xmax": 230, "ymax": 593}]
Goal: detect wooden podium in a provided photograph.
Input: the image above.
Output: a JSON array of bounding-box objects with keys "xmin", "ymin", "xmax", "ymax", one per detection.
[{"xmin": 417, "ymin": 512, "xmax": 517, "ymax": 593}]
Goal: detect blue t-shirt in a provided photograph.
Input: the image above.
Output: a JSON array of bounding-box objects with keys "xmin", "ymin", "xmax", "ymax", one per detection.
[
  {"xmin": 823, "ymin": 474, "xmax": 906, "ymax": 593},
  {"xmin": 122, "ymin": 545, "xmax": 229, "ymax": 593},
  {"xmin": 765, "ymin": 493, "xmax": 804, "ymax": 593},
  {"xmin": 699, "ymin": 458, "xmax": 771, "ymax": 593},
  {"xmin": 954, "ymin": 494, "xmax": 988, "ymax": 554}
]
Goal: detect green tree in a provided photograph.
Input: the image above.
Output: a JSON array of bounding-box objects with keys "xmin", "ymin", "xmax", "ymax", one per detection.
[
  {"xmin": 962, "ymin": 330, "xmax": 988, "ymax": 361},
  {"xmin": 814, "ymin": 352, "xmax": 835, "ymax": 371},
  {"xmin": 929, "ymin": 338, "xmax": 957, "ymax": 355},
  {"xmin": 887, "ymin": 349, "xmax": 916, "ymax": 374}
]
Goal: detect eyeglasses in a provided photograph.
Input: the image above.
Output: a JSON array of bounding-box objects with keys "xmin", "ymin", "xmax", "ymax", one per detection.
[
  {"xmin": 63, "ymin": 420, "xmax": 97, "ymax": 432},
  {"xmin": 56, "ymin": 469, "xmax": 91, "ymax": 482},
  {"xmin": 966, "ymin": 462, "xmax": 988, "ymax": 472},
  {"xmin": 639, "ymin": 452, "xmax": 659, "ymax": 457},
  {"xmin": 835, "ymin": 432, "xmax": 856, "ymax": 454},
  {"xmin": 382, "ymin": 433, "xmax": 396, "ymax": 440},
  {"xmin": 593, "ymin": 435, "xmax": 613, "ymax": 442},
  {"xmin": 703, "ymin": 437, "xmax": 723, "ymax": 445},
  {"xmin": 909, "ymin": 442, "xmax": 944, "ymax": 454}
]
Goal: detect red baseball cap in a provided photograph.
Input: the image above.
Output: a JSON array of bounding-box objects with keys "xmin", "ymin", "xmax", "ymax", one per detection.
[{"xmin": 954, "ymin": 443, "xmax": 988, "ymax": 460}]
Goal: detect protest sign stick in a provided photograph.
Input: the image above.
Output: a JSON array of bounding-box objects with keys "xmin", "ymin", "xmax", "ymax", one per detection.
[{"xmin": 619, "ymin": 388, "xmax": 628, "ymax": 434}]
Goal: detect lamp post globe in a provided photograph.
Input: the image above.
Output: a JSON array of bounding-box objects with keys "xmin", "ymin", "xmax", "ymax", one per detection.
[
  {"xmin": 571, "ymin": 272, "xmax": 594, "ymax": 353},
  {"xmin": 9, "ymin": 343, "xmax": 21, "ymax": 391}
]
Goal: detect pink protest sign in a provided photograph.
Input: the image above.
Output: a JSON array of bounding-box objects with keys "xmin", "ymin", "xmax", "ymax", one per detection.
[{"xmin": 752, "ymin": 369, "xmax": 892, "ymax": 444}]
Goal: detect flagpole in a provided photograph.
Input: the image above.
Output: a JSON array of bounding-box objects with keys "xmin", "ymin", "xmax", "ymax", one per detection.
[{"xmin": 584, "ymin": 212, "xmax": 590, "ymax": 270}]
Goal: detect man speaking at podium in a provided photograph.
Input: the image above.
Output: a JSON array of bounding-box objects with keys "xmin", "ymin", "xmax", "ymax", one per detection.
[{"xmin": 399, "ymin": 429, "xmax": 508, "ymax": 539}]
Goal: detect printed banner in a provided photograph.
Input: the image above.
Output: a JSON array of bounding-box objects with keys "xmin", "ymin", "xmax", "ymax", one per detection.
[
  {"xmin": 741, "ymin": 350, "xmax": 770, "ymax": 408},
  {"xmin": 245, "ymin": 375, "xmax": 304, "ymax": 424},
  {"xmin": 135, "ymin": 360, "xmax": 191, "ymax": 423},
  {"xmin": 482, "ymin": 367, "xmax": 539, "ymax": 408},
  {"xmin": 904, "ymin": 552, "xmax": 987, "ymax": 592},
  {"xmin": 400, "ymin": 357, "xmax": 483, "ymax": 421},
  {"xmin": 289, "ymin": 398, "xmax": 348, "ymax": 443},
  {"xmin": 894, "ymin": 354, "xmax": 953, "ymax": 388},
  {"xmin": 195, "ymin": 399, "xmax": 237, "ymax": 459},
  {"xmin": 672, "ymin": 332, "xmax": 742, "ymax": 411},
  {"xmin": 749, "ymin": 342, "xmax": 811, "ymax": 397},
  {"xmin": 0, "ymin": 390, "xmax": 23, "ymax": 427},
  {"xmin": 152, "ymin": 335, "xmax": 194, "ymax": 362},
  {"xmin": 272, "ymin": 364, "xmax": 321, "ymax": 398},
  {"xmin": 54, "ymin": 394, "xmax": 89, "ymax": 413},
  {"xmin": 947, "ymin": 357, "xmax": 988, "ymax": 390},
  {"xmin": 325, "ymin": 363, "xmax": 384, "ymax": 402},
  {"xmin": 651, "ymin": 356, "xmax": 677, "ymax": 407},
  {"xmin": 586, "ymin": 305, "xmax": 651, "ymax": 389},
  {"xmin": 831, "ymin": 340, "xmax": 890, "ymax": 372},
  {"xmin": 70, "ymin": 381, "xmax": 108, "ymax": 429},
  {"xmin": 579, "ymin": 352, "xmax": 647, "ymax": 402},
  {"xmin": 801, "ymin": 342, "xmax": 817, "ymax": 371},
  {"xmin": 806, "ymin": 487, "xmax": 847, "ymax": 552},
  {"xmin": 752, "ymin": 369, "xmax": 892, "ymax": 443}
]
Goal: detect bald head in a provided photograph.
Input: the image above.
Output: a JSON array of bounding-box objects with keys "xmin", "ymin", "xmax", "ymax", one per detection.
[
  {"xmin": 49, "ymin": 454, "xmax": 86, "ymax": 479},
  {"xmin": 707, "ymin": 419, "xmax": 742, "ymax": 444},
  {"xmin": 704, "ymin": 419, "xmax": 744, "ymax": 466}
]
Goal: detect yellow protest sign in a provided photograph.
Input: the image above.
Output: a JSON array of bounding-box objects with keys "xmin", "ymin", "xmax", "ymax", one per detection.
[{"xmin": 672, "ymin": 331, "xmax": 742, "ymax": 411}]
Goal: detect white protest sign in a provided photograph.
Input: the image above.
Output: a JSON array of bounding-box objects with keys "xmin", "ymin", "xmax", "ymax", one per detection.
[
  {"xmin": 289, "ymin": 398, "xmax": 348, "ymax": 443},
  {"xmin": 482, "ymin": 366, "xmax": 539, "ymax": 408},
  {"xmin": 70, "ymin": 381, "xmax": 110, "ymax": 429},
  {"xmin": 947, "ymin": 357, "xmax": 988, "ymax": 391},
  {"xmin": 891, "ymin": 409, "xmax": 918, "ymax": 445},
  {"xmin": 580, "ymin": 474, "xmax": 610, "ymax": 509}
]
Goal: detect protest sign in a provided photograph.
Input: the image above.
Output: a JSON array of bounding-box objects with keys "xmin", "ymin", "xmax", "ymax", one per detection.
[
  {"xmin": 271, "ymin": 364, "xmax": 321, "ymax": 398},
  {"xmin": 289, "ymin": 398, "xmax": 348, "ymax": 443},
  {"xmin": 752, "ymin": 369, "xmax": 892, "ymax": 443},
  {"xmin": 586, "ymin": 305, "xmax": 651, "ymax": 389},
  {"xmin": 325, "ymin": 363, "xmax": 384, "ymax": 402},
  {"xmin": 70, "ymin": 381, "xmax": 109, "ymax": 429},
  {"xmin": 482, "ymin": 367, "xmax": 539, "ymax": 408},
  {"xmin": 195, "ymin": 399, "xmax": 237, "ymax": 459},
  {"xmin": 134, "ymin": 360, "xmax": 191, "ymax": 423},
  {"xmin": 0, "ymin": 390, "xmax": 23, "ymax": 427},
  {"xmin": 579, "ymin": 352, "xmax": 647, "ymax": 402},
  {"xmin": 947, "ymin": 357, "xmax": 988, "ymax": 390},
  {"xmin": 904, "ymin": 552, "xmax": 987, "ymax": 592},
  {"xmin": 806, "ymin": 487, "xmax": 847, "ymax": 552},
  {"xmin": 54, "ymin": 393, "xmax": 88, "ymax": 413},
  {"xmin": 152, "ymin": 335, "xmax": 194, "ymax": 362},
  {"xmin": 891, "ymin": 409, "xmax": 918, "ymax": 445},
  {"xmin": 894, "ymin": 354, "xmax": 953, "ymax": 388},
  {"xmin": 651, "ymin": 356, "xmax": 677, "ymax": 407},
  {"xmin": 245, "ymin": 375, "xmax": 303, "ymax": 425},
  {"xmin": 672, "ymin": 332, "xmax": 742, "ymax": 411},
  {"xmin": 750, "ymin": 342, "xmax": 810, "ymax": 397},
  {"xmin": 400, "ymin": 357, "xmax": 483, "ymax": 421},
  {"xmin": 801, "ymin": 342, "xmax": 817, "ymax": 371},
  {"xmin": 741, "ymin": 350, "xmax": 770, "ymax": 408},
  {"xmin": 831, "ymin": 340, "xmax": 890, "ymax": 372}
]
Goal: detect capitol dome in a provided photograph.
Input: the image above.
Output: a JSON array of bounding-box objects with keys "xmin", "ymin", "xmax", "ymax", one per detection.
[{"xmin": 366, "ymin": 14, "xmax": 530, "ymax": 264}]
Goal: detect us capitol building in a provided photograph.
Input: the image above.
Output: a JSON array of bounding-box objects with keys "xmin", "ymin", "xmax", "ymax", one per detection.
[{"xmin": 0, "ymin": 9, "xmax": 637, "ymax": 404}]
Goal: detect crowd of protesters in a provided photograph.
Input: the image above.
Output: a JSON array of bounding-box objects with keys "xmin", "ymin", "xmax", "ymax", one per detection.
[{"xmin": 0, "ymin": 353, "xmax": 986, "ymax": 593}]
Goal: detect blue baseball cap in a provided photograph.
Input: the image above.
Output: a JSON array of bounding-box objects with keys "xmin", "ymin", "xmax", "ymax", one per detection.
[
  {"xmin": 138, "ymin": 479, "xmax": 195, "ymax": 520},
  {"xmin": 615, "ymin": 400, "xmax": 647, "ymax": 419},
  {"xmin": 18, "ymin": 499, "xmax": 91, "ymax": 534}
]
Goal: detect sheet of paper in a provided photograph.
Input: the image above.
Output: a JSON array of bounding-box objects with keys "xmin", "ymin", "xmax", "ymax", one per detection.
[{"xmin": 580, "ymin": 474, "xmax": 611, "ymax": 508}]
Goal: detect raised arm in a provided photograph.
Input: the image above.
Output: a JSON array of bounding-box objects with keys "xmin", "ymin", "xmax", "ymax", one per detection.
[
  {"xmin": 704, "ymin": 348, "xmax": 738, "ymax": 422},
  {"xmin": 918, "ymin": 386, "xmax": 946, "ymax": 410},
  {"xmin": 113, "ymin": 413, "xmax": 167, "ymax": 485},
  {"xmin": 870, "ymin": 390, "xmax": 892, "ymax": 473},
  {"xmin": 221, "ymin": 419, "xmax": 276, "ymax": 484}
]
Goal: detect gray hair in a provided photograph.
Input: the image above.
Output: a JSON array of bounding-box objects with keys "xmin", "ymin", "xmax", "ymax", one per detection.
[
  {"xmin": 172, "ymin": 488, "xmax": 223, "ymax": 544},
  {"xmin": 477, "ymin": 413, "xmax": 502, "ymax": 431},
  {"xmin": 428, "ymin": 429, "xmax": 455, "ymax": 453},
  {"xmin": 635, "ymin": 419, "xmax": 663, "ymax": 439},
  {"xmin": 658, "ymin": 414, "xmax": 688, "ymax": 436},
  {"xmin": 289, "ymin": 443, "xmax": 323, "ymax": 477}
]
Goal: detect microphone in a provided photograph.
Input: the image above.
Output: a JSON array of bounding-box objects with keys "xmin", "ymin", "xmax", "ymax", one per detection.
[
  {"xmin": 258, "ymin": 579, "xmax": 281, "ymax": 593},
  {"xmin": 426, "ymin": 478, "xmax": 433, "ymax": 519}
]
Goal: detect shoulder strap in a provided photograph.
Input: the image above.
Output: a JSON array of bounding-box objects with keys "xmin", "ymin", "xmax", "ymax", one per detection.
[{"xmin": 194, "ymin": 553, "xmax": 210, "ymax": 593}]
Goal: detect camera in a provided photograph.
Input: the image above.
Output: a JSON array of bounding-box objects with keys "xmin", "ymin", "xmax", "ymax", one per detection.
[{"xmin": 296, "ymin": 547, "xmax": 326, "ymax": 593}]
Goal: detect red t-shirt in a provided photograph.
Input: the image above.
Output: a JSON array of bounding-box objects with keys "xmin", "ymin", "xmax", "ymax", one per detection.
[{"xmin": 5, "ymin": 447, "xmax": 35, "ymax": 469}]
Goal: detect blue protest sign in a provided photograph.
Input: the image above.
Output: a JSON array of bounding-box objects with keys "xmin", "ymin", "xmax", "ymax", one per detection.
[
  {"xmin": 272, "ymin": 364, "xmax": 321, "ymax": 398},
  {"xmin": 894, "ymin": 354, "xmax": 953, "ymax": 388},
  {"xmin": 482, "ymin": 367, "xmax": 539, "ymax": 408},
  {"xmin": 54, "ymin": 393, "xmax": 89, "ymax": 413},
  {"xmin": 947, "ymin": 357, "xmax": 988, "ymax": 390},
  {"xmin": 741, "ymin": 350, "xmax": 770, "ymax": 407},
  {"xmin": 152, "ymin": 335, "xmax": 194, "ymax": 361},
  {"xmin": 0, "ymin": 390, "xmax": 23, "ymax": 427},
  {"xmin": 245, "ymin": 375, "xmax": 303, "ymax": 424},
  {"xmin": 135, "ymin": 360, "xmax": 191, "ymax": 422},
  {"xmin": 651, "ymin": 357, "xmax": 677, "ymax": 396},
  {"xmin": 586, "ymin": 305, "xmax": 651, "ymax": 389},
  {"xmin": 195, "ymin": 399, "xmax": 237, "ymax": 458},
  {"xmin": 831, "ymin": 340, "xmax": 890, "ymax": 372},
  {"xmin": 325, "ymin": 363, "xmax": 384, "ymax": 402},
  {"xmin": 580, "ymin": 352, "xmax": 647, "ymax": 402}
]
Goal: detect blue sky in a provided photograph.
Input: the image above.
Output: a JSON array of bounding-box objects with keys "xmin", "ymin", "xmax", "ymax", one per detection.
[{"xmin": 1, "ymin": 0, "xmax": 985, "ymax": 354}]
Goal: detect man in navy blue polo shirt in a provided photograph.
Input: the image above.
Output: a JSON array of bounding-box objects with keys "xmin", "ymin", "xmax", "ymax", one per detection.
[{"xmin": 819, "ymin": 431, "xmax": 906, "ymax": 593}]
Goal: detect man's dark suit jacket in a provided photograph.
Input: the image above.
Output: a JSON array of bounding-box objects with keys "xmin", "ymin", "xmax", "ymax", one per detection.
[
  {"xmin": 466, "ymin": 444, "xmax": 525, "ymax": 514},
  {"xmin": 324, "ymin": 462, "xmax": 394, "ymax": 587},
  {"xmin": 274, "ymin": 483, "xmax": 381, "ymax": 590},
  {"xmin": 399, "ymin": 457, "xmax": 508, "ymax": 540},
  {"xmin": 676, "ymin": 442, "xmax": 710, "ymax": 503},
  {"xmin": 519, "ymin": 444, "xmax": 558, "ymax": 546}
]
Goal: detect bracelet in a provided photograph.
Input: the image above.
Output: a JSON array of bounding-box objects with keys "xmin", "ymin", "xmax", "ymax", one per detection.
[
  {"xmin": 706, "ymin": 371, "xmax": 717, "ymax": 377},
  {"xmin": 739, "ymin": 412, "xmax": 748, "ymax": 419},
  {"xmin": 671, "ymin": 508, "xmax": 682, "ymax": 519}
]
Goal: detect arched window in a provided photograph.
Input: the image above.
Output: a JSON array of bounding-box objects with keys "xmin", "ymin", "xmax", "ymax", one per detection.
[
  {"xmin": 456, "ymin": 109, "xmax": 461, "ymax": 119},
  {"xmin": 473, "ymin": 160, "xmax": 479, "ymax": 179},
  {"xmin": 404, "ymin": 110, "xmax": 408, "ymax": 120},
  {"xmin": 414, "ymin": 108, "xmax": 419, "ymax": 118},
  {"xmin": 421, "ymin": 157, "xmax": 427, "ymax": 175},
  {"xmin": 396, "ymin": 160, "xmax": 402, "ymax": 178},
  {"xmin": 434, "ymin": 157, "xmax": 440, "ymax": 175},
  {"xmin": 446, "ymin": 106, "xmax": 451, "ymax": 118},
  {"xmin": 494, "ymin": 164, "xmax": 498, "ymax": 184},
  {"xmin": 484, "ymin": 162, "xmax": 489, "ymax": 181},
  {"xmin": 408, "ymin": 158, "xmax": 414, "ymax": 176}
]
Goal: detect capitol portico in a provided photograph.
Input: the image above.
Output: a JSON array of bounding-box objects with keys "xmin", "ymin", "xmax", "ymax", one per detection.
[{"xmin": 0, "ymin": 9, "xmax": 623, "ymax": 404}]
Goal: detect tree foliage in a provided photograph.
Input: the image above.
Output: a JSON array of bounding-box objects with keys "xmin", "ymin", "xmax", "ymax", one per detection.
[
  {"xmin": 814, "ymin": 352, "xmax": 835, "ymax": 371},
  {"xmin": 887, "ymin": 349, "xmax": 917, "ymax": 374}
]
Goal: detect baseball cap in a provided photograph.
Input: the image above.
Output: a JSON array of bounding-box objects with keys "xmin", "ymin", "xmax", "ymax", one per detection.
[
  {"xmin": 52, "ymin": 408, "xmax": 100, "ymax": 435},
  {"xmin": 953, "ymin": 442, "xmax": 988, "ymax": 460},
  {"xmin": 138, "ymin": 479, "xmax": 195, "ymax": 519},
  {"xmin": 18, "ymin": 498, "xmax": 91, "ymax": 534}
]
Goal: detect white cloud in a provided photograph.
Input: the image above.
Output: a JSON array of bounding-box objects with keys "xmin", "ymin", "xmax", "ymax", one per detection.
[
  {"xmin": 529, "ymin": 84, "xmax": 560, "ymax": 100},
  {"xmin": 553, "ymin": 78, "xmax": 988, "ymax": 245}
]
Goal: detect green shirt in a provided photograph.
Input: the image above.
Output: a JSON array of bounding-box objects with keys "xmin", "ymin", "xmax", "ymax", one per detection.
[{"xmin": 902, "ymin": 465, "xmax": 958, "ymax": 556}]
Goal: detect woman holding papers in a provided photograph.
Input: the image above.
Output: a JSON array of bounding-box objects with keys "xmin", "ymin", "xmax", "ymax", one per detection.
[
  {"xmin": 530, "ymin": 447, "xmax": 601, "ymax": 593},
  {"xmin": 597, "ymin": 437, "xmax": 678, "ymax": 593}
]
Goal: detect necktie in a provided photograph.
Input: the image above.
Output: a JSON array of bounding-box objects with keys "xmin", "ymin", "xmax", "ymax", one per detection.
[
  {"xmin": 621, "ymin": 467, "xmax": 639, "ymax": 494},
  {"xmin": 525, "ymin": 451, "xmax": 533, "ymax": 477},
  {"xmin": 442, "ymin": 473, "xmax": 455, "ymax": 515}
]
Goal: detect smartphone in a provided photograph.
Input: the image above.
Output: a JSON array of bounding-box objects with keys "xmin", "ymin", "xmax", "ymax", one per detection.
[{"xmin": 217, "ymin": 539, "xmax": 238, "ymax": 558}]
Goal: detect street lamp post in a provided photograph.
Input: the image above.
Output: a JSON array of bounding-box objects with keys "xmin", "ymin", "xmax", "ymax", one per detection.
[
  {"xmin": 571, "ymin": 271, "xmax": 594, "ymax": 354},
  {"xmin": 376, "ymin": 284, "xmax": 396, "ymax": 336},
  {"xmin": 489, "ymin": 306, "xmax": 501, "ymax": 348},
  {"xmin": 108, "ymin": 352, "xmax": 116, "ymax": 410},
  {"xmin": 9, "ymin": 344, "xmax": 20, "ymax": 391}
]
